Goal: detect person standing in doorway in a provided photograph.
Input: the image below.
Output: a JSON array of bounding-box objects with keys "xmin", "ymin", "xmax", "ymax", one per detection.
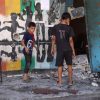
[
  {"xmin": 51, "ymin": 12, "xmax": 75, "ymax": 86},
  {"xmin": 21, "ymin": 22, "xmax": 36, "ymax": 81}
]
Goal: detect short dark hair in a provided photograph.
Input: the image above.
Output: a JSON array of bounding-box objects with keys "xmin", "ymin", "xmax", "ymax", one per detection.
[
  {"xmin": 61, "ymin": 12, "xmax": 71, "ymax": 20},
  {"xmin": 28, "ymin": 22, "xmax": 36, "ymax": 28}
]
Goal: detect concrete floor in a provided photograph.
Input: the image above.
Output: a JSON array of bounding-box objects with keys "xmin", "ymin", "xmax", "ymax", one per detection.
[
  {"xmin": 0, "ymin": 55, "xmax": 100, "ymax": 100},
  {"xmin": 0, "ymin": 71, "xmax": 100, "ymax": 100}
]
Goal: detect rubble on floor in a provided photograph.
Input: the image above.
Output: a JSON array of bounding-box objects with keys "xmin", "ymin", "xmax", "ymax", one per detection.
[{"xmin": 0, "ymin": 55, "xmax": 100, "ymax": 100}]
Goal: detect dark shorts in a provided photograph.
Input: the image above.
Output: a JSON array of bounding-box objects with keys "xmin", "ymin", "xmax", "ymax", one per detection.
[{"xmin": 56, "ymin": 50, "xmax": 72, "ymax": 66}]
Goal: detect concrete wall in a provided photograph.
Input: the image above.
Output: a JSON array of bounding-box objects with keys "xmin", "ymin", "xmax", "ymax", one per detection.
[
  {"xmin": 0, "ymin": 0, "xmax": 66, "ymax": 71},
  {"xmin": 85, "ymin": 0, "xmax": 100, "ymax": 72}
]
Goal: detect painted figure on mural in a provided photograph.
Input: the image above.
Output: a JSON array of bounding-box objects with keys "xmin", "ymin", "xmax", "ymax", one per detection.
[
  {"xmin": 1, "ymin": 43, "xmax": 17, "ymax": 61},
  {"xmin": 0, "ymin": 13, "xmax": 24, "ymax": 40},
  {"xmin": 18, "ymin": 0, "xmax": 32, "ymax": 21},
  {"xmin": 18, "ymin": 0, "xmax": 34, "ymax": 30},
  {"xmin": 35, "ymin": 2, "xmax": 43, "ymax": 21},
  {"xmin": 35, "ymin": 1, "xmax": 45, "ymax": 57},
  {"xmin": 37, "ymin": 44, "xmax": 46, "ymax": 62},
  {"xmin": 48, "ymin": 0, "xmax": 66, "ymax": 24},
  {"xmin": 36, "ymin": 23, "xmax": 45, "ymax": 41},
  {"xmin": 25, "ymin": 6, "xmax": 33, "ymax": 30},
  {"xmin": 46, "ymin": 27, "xmax": 54, "ymax": 62},
  {"xmin": 36, "ymin": 22, "xmax": 46, "ymax": 62},
  {"xmin": 48, "ymin": 0, "xmax": 60, "ymax": 24}
]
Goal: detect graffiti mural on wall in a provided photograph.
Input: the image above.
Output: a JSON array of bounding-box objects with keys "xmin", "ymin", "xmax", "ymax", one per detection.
[
  {"xmin": 0, "ymin": 13, "xmax": 24, "ymax": 40},
  {"xmin": 48, "ymin": 0, "xmax": 66, "ymax": 24},
  {"xmin": 0, "ymin": 0, "xmax": 66, "ymax": 71}
]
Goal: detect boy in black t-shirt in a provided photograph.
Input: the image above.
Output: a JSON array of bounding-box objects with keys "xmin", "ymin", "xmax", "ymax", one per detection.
[
  {"xmin": 51, "ymin": 12, "xmax": 75, "ymax": 86},
  {"xmin": 21, "ymin": 22, "xmax": 36, "ymax": 81}
]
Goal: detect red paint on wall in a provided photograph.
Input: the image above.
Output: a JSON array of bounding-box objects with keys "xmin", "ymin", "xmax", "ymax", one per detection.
[{"xmin": 0, "ymin": 0, "xmax": 6, "ymax": 15}]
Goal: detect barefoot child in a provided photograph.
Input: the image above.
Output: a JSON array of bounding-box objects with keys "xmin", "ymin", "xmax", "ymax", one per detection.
[{"xmin": 21, "ymin": 22, "xmax": 36, "ymax": 81}]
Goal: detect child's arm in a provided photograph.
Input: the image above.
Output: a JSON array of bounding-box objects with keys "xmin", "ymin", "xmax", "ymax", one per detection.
[
  {"xmin": 69, "ymin": 37, "xmax": 75, "ymax": 57},
  {"xmin": 51, "ymin": 35, "xmax": 56, "ymax": 55},
  {"xmin": 21, "ymin": 39, "xmax": 29, "ymax": 53}
]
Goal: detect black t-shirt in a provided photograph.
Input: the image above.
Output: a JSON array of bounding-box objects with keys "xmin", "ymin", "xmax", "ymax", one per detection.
[
  {"xmin": 22, "ymin": 32, "xmax": 35, "ymax": 54},
  {"xmin": 52, "ymin": 24, "xmax": 74, "ymax": 52}
]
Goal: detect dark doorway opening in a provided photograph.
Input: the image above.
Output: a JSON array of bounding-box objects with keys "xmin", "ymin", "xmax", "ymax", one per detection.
[{"xmin": 70, "ymin": 0, "xmax": 88, "ymax": 55}]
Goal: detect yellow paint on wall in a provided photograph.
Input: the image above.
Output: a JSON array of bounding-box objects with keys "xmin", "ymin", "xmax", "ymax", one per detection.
[
  {"xmin": 5, "ymin": 0, "xmax": 20, "ymax": 15},
  {"xmin": 6, "ymin": 59, "xmax": 21, "ymax": 71}
]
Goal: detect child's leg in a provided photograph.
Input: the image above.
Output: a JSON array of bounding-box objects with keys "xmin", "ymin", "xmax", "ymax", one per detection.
[
  {"xmin": 23, "ymin": 73, "xmax": 28, "ymax": 80},
  {"xmin": 64, "ymin": 51, "xmax": 73, "ymax": 85},
  {"xmin": 56, "ymin": 51, "xmax": 64, "ymax": 85},
  {"xmin": 23, "ymin": 54, "xmax": 31, "ymax": 80},
  {"xmin": 58, "ymin": 66, "xmax": 63, "ymax": 84},
  {"xmin": 67, "ymin": 65, "xmax": 73, "ymax": 85}
]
